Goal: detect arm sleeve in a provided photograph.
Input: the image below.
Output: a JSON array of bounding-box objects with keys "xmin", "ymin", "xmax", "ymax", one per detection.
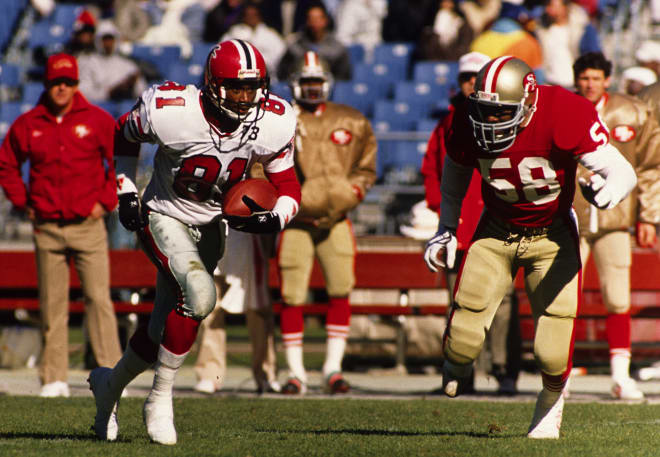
[
  {"xmin": 578, "ymin": 143, "xmax": 637, "ymax": 208},
  {"xmin": 266, "ymin": 166, "xmax": 301, "ymax": 227},
  {"xmin": 421, "ymin": 123, "xmax": 444, "ymax": 212},
  {"xmin": 633, "ymin": 107, "xmax": 660, "ymax": 224},
  {"xmin": 0, "ymin": 124, "xmax": 28, "ymax": 210},
  {"xmin": 347, "ymin": 118, "xmax": 377, "ymax": 201},
  {"xmin": 440, "ymin": 154, "xmax": 473, "ymax": 230},
  {"xmin": 98, "ymin": 114, "xmax": 119, "ymax": 212}
]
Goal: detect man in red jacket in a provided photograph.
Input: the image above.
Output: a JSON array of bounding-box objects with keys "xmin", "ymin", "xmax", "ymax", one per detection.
[{"xmin": 0, "ymin": 53, "xmax": 122, "ymax": 397}]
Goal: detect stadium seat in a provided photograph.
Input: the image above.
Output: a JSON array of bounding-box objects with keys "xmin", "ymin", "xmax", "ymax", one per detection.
[
  {"xmin": 96, "ymin": 101, "xmax": 119, "ymax": 118},
  {"xmin": 0, "ymin": 102, "xmax": 25, "ymax": 124},
  {"xmin": 331, "ymin": 81, "xmax": 377, "ymax": 117},
  {"xmin": 373, "ymin": 42, "xmax": 413, "ymax": 78},
  {"xmin": 416, "ymin": 118, "xmax": 438, "ymax": 132},
  {"xmin": 166, "ymin": 62, "xmax": 204, "ymax": 86},
  {"xmin": 352, "ymin": 62, "xmax": 402, "ymax": 98},
  {"xmin": 132, "ymin": 45, "xmax": 182, "ymax": 80},
  {"xmin": 269, "ymin": 81, "xmax": 292, "ymax": 103},
  {"xmin": 372, "ymin": 100, "xmax": 424, "ymax": 132},
  {"xmin": 52, "ymin": 4, "xmax": 83, "ymax": 29},
  {"xmin": 22, "ymin": 82, "xmax": 44, "ymax": 105},
  {"xmin": 393, "ymin": 81, "xmax": 450, "ymax": 119},
  {"xmin": 347, "ymin": 43, "xmax": 365, "ymax": 67},
  {"xmin": 116, "ymin": 99, "xmax": 137, "ymax": 117},
  {"xmin": 0, "ymin": 63, "xmax": 21, "ymax": 88},
  {"xmin": 190, "ymin": 41, "xmax": 215, "ymax": 66},
  {"xmin": 413, "ymin": 60, "xmax": 459, "ymax": 90}
]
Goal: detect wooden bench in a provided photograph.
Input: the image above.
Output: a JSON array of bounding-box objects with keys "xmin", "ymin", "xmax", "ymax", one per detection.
[{"xmin": 1, "ymin": 243, "xmax": 660, "ymax": 364}]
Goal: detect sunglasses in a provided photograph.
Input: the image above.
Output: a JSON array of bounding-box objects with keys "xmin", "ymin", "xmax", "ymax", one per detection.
[{"xmin": 47, "ymin": 78, "xmax": 78, "ymax": 88}]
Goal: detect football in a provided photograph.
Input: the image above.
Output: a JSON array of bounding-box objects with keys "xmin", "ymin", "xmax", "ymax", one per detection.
[{"xmin": 222, "ymin": 178, "xmax": 278, "ymax": 216}]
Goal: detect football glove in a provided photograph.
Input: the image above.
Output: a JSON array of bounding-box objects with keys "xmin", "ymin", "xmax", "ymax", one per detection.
[
  {"xmin": 578, "ymin": 174, "xmax": 615, "ymax": 210},
  {"xmin": 423, "ymin": 225, "xmax": 458, "ymax": 272},
  {"xmin": 223, "ymin": 196, "xmax": 283, "ymax": 234},
  {"xmin": 117, "ymin": 174, "xmax": 147, "ymax": 231}
]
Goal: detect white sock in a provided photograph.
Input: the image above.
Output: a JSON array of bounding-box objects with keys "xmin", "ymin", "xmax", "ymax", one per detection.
[
  {"xmin": 323, "ymin": 337, "xmax": 346, "ymax": 377},
  {"xmin": 611, "ymin": 350, "xmax": 632, "ymax": 382},
  {"xmin": 109, "ymin": 345, "xmax": 153, "ymax": 398},
  {"xmin": 150, "ymin": 346, "xmax": 188, "ymax": 400},
  {"xmin": 284, "ymin": 344, "xmax": 307, "ymax": 383}
]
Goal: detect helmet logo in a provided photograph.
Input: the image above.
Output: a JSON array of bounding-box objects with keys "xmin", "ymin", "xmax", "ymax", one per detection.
[
  {"xmin": 237, "ymin": 69, "xmax": 259, "ymax": 79},
  {"xmin": 476, "ymin": 90, "xmax": 498, "ymax": 102},
  {"xmin": 524, "ymin": 72, "xmax": 537, "ymax": 93}
]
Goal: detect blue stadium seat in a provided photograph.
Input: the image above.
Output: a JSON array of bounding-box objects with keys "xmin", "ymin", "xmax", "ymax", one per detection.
[
  {"xmin": 166, "ymin": 62, "xmax": 204, "ymax": 86},
  {"xmin": 331, "ymin": 81, "xmax": 377, "ymax": 117},
  {"xmin": 22, "ymin": 82, "xmax": 44, "ymax": 105},
  {"xmin": 373, "ymin": 42, "xmax": 413, "ymax": 78},
  {"xmin": 416, "ymin": 118, "xmax": 438, "ymax": 132},
  {"xmin": 132, "ymin": 45, "xmax": 182, "ymax": 79},
  {"xmin": 353, "ymin": 62, "xmax": 403, "ymax": 98},
  {"xmin": 1, "ymin": 102, "xmax": 25, "ymax": 123},
  {"xmin": 413, "ymin": 60, "xmax": 459, "ymax": 90},
  {"xmin": 393, "ymin": 81, "xmax": 450, "ymax": 119},
  {"xmin": 269, "ymin": 81, "xmax": 292, "ymax": 103},
  {"xmin": 390, "ymin": 139, "xmax": 426, "ymax": 169},
  {"xmin": 347, "ymin": 43, "xmax": 365, "ymax": 67},
  {"xmin": 96, "ymin": 101, "xmax": 119, "ymax": 118},
  {"xmin": 0, "ymin": 63, "xmax": 21, "ymax": 88},
  {"xmin": 372, "ymin": 100, "xmax": 424, "ymax": 132},
  {"xmin": 52, "ymin": 4, "xmax": 83, "ymax": 29},
  {"xmin": 190, "ymin": 41, "xmax": 215, "ymax": 66},
  {"xmin": 116, "ymin": 99, "xmax": 138, "ymax": 117}
]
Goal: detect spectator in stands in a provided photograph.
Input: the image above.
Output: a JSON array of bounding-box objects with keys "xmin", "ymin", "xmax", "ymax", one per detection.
[
  {"xmin": 278, "ymin": 51, "xmax": 376, "ymax": 394},
  {"xmin": 572, "ymin": 52, "xmax": 660, "ymax": 400},
  {"xmin": 382, "ymin": 0, "xmax": 437, "ymax": 44},
  {"xmin": 535, "ymin": 0, "xmax": 601, "ymax": 88},
  {"xmin": 334, "ymin": 0, "xmax": 388, "ymax": 60},
  {"xmin": 77, "ymin": 20, "xmax": 147, "ymax": 103},
  {"xmin": 204, "ymin": 0, "xmax": 245, "ymax": 43},
  {"xmin": 139, "ymin": 0, "xmax": 206, "ymax": 59},
  {"xmin": 66, "ymin": 10, "xmax": 98, "ymax": 56},
  {"xmin": 459, "ymin": 0, "xmax": 502, "ymax": 36},
  {"xmin": 416, "ymin": 0, "xmax": 475, "ymax": 62},
  {"xmin": 277, "ymin": 1, "xmax": 352, "ymax": 81},
  {"xmin": 0, "ymin": 54, "xmax": 123, "ymax": 397},
  {"xmin": 470, "ymin": 1, "xmax": 543, "ymax": 71},
  {"xmin": 621, "ymin": 66, "xmax": 657, "ymax": 96},
  {"xmin": 194, "ymin": 229, "xmax": 280, "ymax": 394},
  {"xmin": 421, "ymin": 51, "xmax": 521, "ymax": 395},
  {"xmin": 635, "ymin": 40, "xmax": 660, "ymax": 78},
  {"xmin": 221, "ymin": 2, "xmax": 286, "ymax": 78}
]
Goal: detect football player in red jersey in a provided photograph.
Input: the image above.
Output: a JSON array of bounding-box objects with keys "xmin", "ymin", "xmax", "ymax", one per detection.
[
  {"xmin": 572, "ymin": 52, "xmax": 660, "ymax": 399},
  {"xmin": 88, "ymin": 39, "xmax": 301, "ymax": 445},
  {"xmin": 424, "ymin": 56, "xmax": 637, "ymax": 439}
]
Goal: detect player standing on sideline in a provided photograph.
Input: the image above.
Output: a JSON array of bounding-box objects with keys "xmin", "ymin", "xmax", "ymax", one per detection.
[
  {"xmin": 572, "ymin": 52, "xmax": 660, "ymax": 400},
  {"xmin": 424, "ymin": 56, "xmax": 636, "ymax": 438},
  {"xmin": 278, "ymin": 51, "xmax": 377, "ymax": 394},
  {"xmin": 88, "ymin": 39, "xmax": 300, "ymax": 445}
]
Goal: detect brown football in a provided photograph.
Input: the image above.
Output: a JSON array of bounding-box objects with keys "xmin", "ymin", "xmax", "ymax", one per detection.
[{"xmin": 222, "ymin": 178, "xmax": 278, "ymax": 216}]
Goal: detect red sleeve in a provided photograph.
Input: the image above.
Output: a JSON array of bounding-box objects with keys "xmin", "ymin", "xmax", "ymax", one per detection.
[
  {"xmin": 97, "ymin": 110, "xmax": 119, "ymax": 212},
  {"xmin": 0, "ymin": 121, "xmax": 28, "ymax": 210},
  {"xmin": 265, "ymin": 167, "xmax": 301, "ymax": 205},
  {"xmin": 421, "ymin": 118, "xmax": 449, "ymax": 213}
]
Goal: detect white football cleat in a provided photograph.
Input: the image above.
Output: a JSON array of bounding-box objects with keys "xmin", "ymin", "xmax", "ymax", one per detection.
[
  {"xmin": 40, "ymin": 381, "xmax": 70, "ymax": 398},
  {"xmin": 441, "ymin": 360, "xmax": 472, "ymax": 398},
  {"xmin": 88, "ymin": 367, "xmax": 119, "ymax": 441},
  {"xmin": 612, "ymin": 378, "xmax": 644, "ymax": 400},
  {"xmin": 193, "ymin": 379, "xmax": 217, "ymax": 394},
  {"xmin": 527, "ymin": 389, "xmax": 564, "ymax": 439},
  {"xmin": 143, "ymin": 395, "xmax": 177, "ymax": 445}
]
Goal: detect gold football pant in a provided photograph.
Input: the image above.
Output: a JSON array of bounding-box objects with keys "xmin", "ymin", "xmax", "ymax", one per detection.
[{"xmin": 445, "ymin": 215, "xmax": 580, "ymax": 378}]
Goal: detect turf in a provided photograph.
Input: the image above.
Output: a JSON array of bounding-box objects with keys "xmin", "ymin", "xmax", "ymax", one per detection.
[{"xmin": 2, "ymin": 396, "xmax": 660, "ymax": 456}]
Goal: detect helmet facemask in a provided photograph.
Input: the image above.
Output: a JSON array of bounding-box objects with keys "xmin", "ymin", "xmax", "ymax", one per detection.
[
  {"xmin": 468, "ymin": 95, "xmax": 531, "ymax": 152},
  {"xmin": 290, "ymin": 51, "xmax": 333, "ymax": 105}
]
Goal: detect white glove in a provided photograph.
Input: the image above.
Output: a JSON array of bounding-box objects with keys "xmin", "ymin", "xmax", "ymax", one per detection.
[
  {"xmin": 578, "ymin": 174, "xmax": 615, "ymax": 210},
  {"xmin": 423, "ymin": 226, "xmax": 458, "ymax": 272}
]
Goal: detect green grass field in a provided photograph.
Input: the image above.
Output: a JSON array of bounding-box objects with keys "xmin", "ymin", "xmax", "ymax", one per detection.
[{"xmin": 2, "ymin": 396, "xmax": 660, "ymax": 456}]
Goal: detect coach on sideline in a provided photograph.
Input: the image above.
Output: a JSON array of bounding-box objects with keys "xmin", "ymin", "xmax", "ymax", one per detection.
[{"xmin": 0, "ymin": 53, "xmax": 122, "ymax": 397}]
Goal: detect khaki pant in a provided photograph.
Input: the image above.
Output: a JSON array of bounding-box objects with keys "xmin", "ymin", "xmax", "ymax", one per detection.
[
  {"xmin": 278, "ymin": 219, "xmax": 356, "ymax": 305},
  {"xmin": 579, "ymin": 231, "xmax": 631, "ymax": 314},
  {"xmin": 446, "ymin": 216, "xmax": 580, "ymax": 377},
  {"xmin": 34, "ymin": 217, "xmax": 122, "ymax": 384}
]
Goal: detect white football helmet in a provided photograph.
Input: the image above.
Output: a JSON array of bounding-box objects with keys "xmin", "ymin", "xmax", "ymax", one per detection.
[
  {"xmin": 289, "ymin": 51, "xmax": 334, "ymax": 104},
  {"xmin": 204, "ymin": 39, "xmax": 270, "ymax": 121},
  {"xmin": 468, "ymin": 56, "xmax": 537, "ymax": 152}
]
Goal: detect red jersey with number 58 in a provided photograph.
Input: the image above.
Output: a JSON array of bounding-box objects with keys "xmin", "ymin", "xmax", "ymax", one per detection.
[
  {"xmin": 119, "ymin": 81, "xmax": 296, "ymax": 226},
  {"xmin": 447, "ymin": 85, "xmax": 610, "ymax": 227}
]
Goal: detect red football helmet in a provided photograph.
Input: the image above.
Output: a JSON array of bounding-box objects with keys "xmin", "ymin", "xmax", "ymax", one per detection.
[{"xmin": 204, "ymin": 39, "xmax": 269, "ymax": 121}]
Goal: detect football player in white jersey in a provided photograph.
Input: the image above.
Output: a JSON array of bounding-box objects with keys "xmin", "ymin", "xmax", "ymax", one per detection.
[{"xmin": 88, "ymin": 39, "xmax": 301, "ymax": 445}]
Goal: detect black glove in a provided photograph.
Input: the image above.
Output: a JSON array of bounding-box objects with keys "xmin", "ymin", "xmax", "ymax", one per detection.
[
  {"xmin": 224, "ymin": 196, "xmax": 282, "ymax": 234},
  {"xmin": 118, "ymin": 192, "xmax": 147, "ymax": 231}
]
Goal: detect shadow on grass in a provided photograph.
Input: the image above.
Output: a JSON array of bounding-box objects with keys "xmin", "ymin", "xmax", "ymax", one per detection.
[
  {"xmin": 0, "ymin": 432, "xmax": 102, "ymax": 441},
  {"xmin": 256, "ymin": 428, "xmax": 511, "ymax": 439}
]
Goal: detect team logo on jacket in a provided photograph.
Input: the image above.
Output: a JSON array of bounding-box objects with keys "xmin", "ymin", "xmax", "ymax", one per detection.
[
  {"xmin": 330, "ymin": 128, "xmax": 352, "ymax": 145},
  {"xmin": 74, "ymin": 124, "xmax": 91, "ymax": 139},
  {"xmin": 611, "ymin": 125, "xmax": 636, "ymax": 142}
]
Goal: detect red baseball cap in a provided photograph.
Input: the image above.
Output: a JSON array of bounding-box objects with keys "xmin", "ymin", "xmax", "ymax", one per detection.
[{"xmin": 45, "ymin": 53, "xmax": 79, "ymax": 83}]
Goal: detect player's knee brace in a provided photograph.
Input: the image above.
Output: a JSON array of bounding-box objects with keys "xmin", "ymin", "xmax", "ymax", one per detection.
[{"xmin": 183, "ymin": 269, "xmax": 217, "ymax": 320}]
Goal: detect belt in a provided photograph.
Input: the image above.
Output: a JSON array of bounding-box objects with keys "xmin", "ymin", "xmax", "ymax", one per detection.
[
  {"xmin": 491, "ymin": 214, "xmax": 557, "ymax": 237},
  {"xmin": 37, "ymin": 217, "xmax": 86, "ymax": 226}
]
